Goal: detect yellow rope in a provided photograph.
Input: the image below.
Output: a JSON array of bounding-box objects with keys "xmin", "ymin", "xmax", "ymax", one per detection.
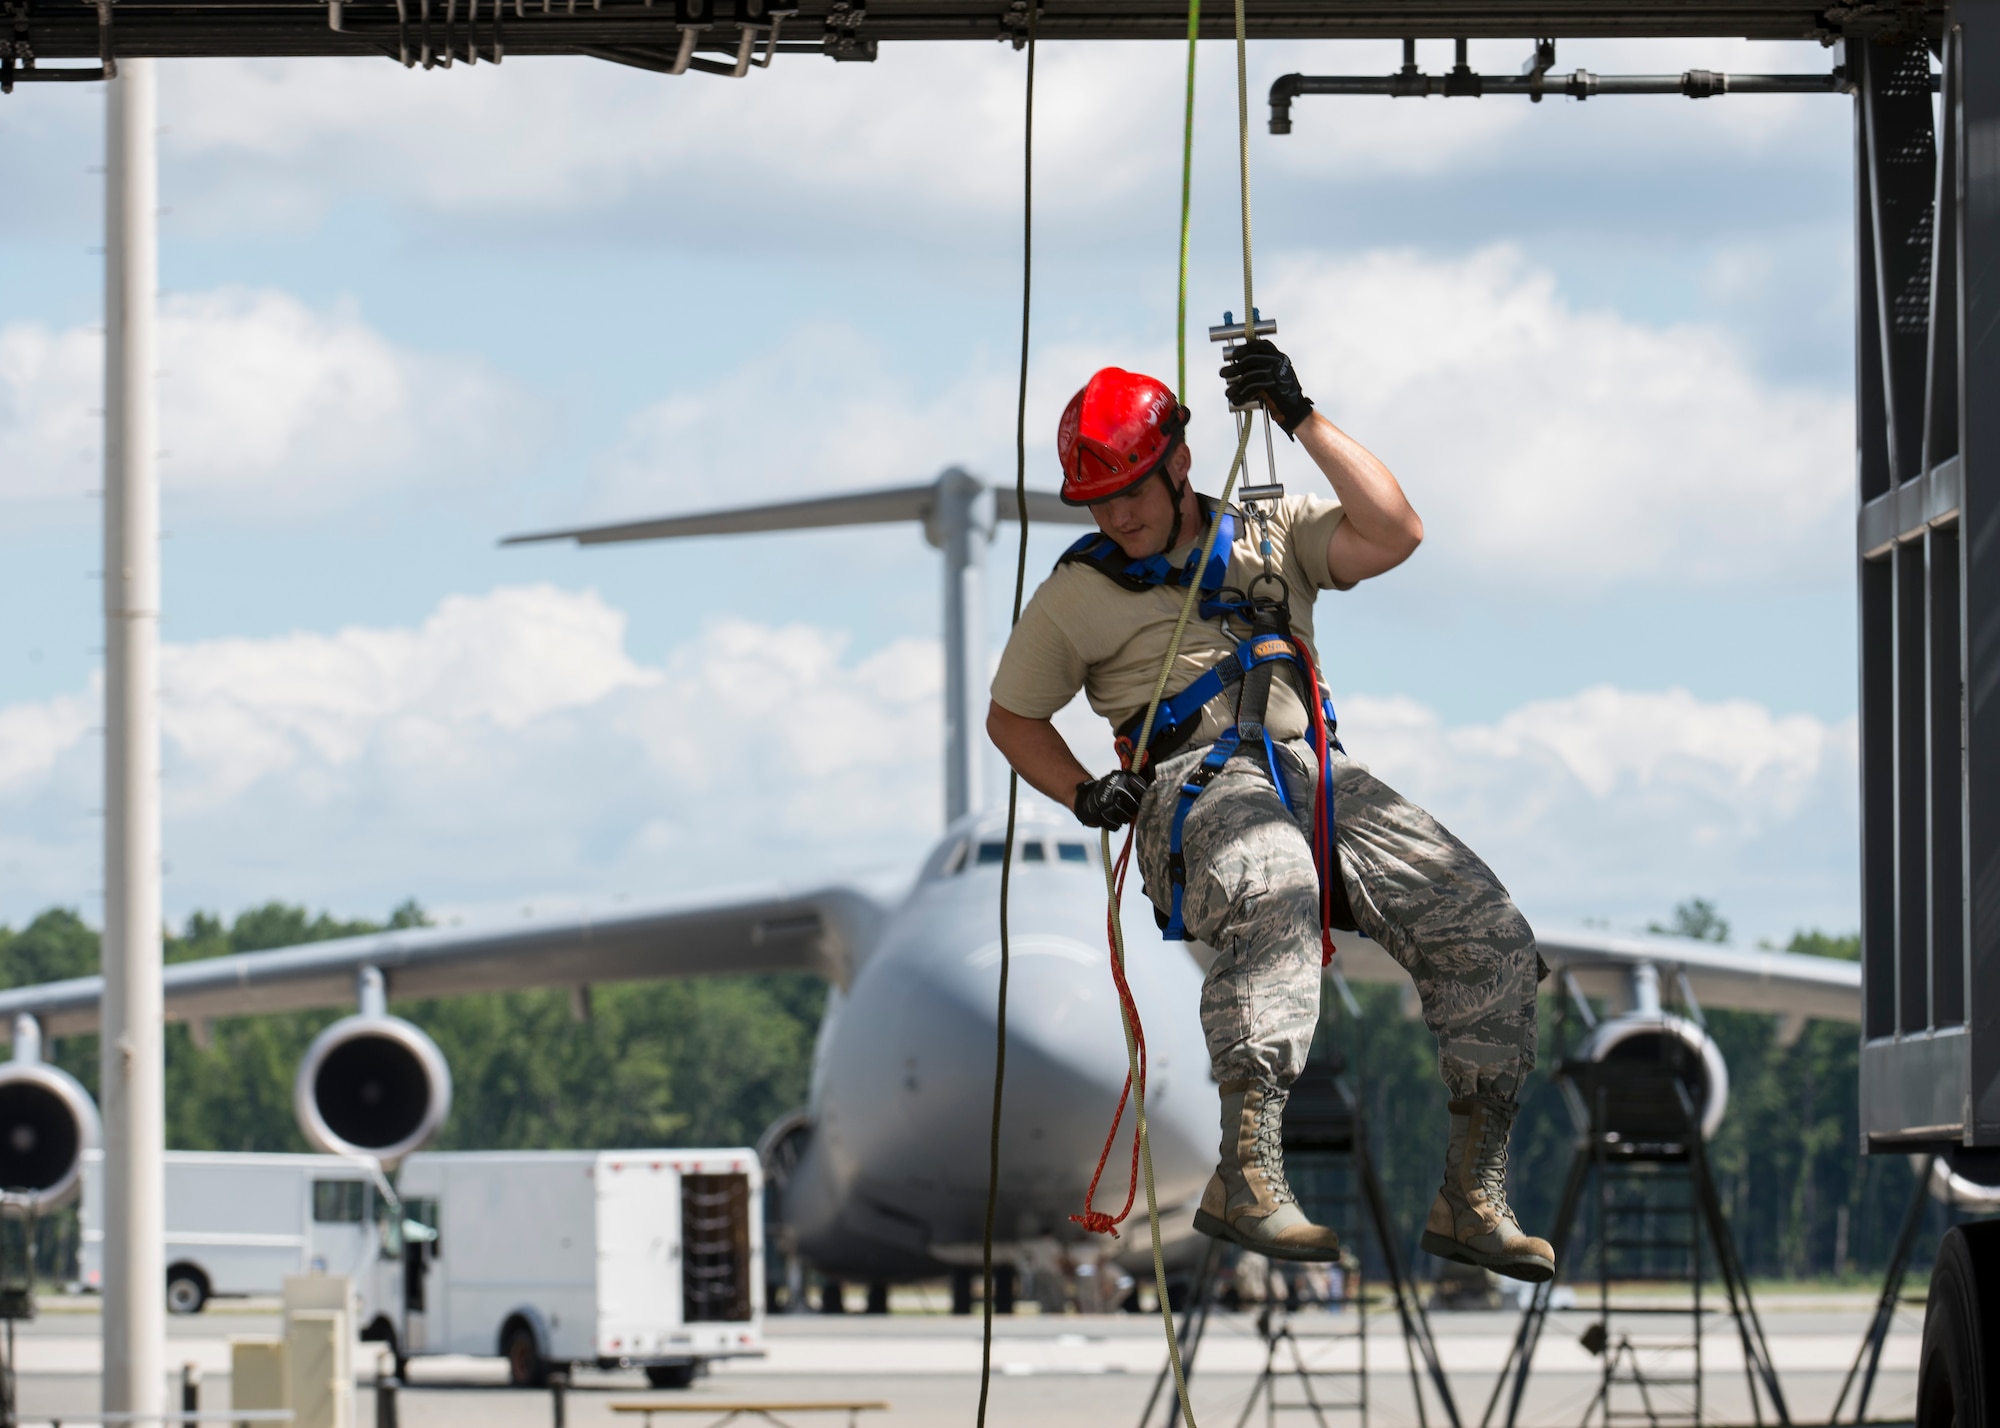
[{"xmin": 1097, "ymin": 0, "xmax": 1263, "ymax": 1418}]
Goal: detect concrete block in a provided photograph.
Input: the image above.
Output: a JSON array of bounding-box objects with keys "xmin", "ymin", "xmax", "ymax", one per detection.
[
  {"xmin": 285, "ymin": 1309, "xmax": 352, "ymax": 1428},
  {"xmin": 230, "ymin": 1336, "xmax": 286, "ymax": 1427}
]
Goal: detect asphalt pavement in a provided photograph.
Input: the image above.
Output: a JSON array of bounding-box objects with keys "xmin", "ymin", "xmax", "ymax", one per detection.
[{"xmin": 4, "ymin": 1292, "xmax": 1923, "ymax": 1428}]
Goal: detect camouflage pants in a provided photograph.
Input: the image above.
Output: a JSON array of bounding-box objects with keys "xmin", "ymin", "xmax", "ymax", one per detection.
[{"xmin": 1134, "ymin": 739, "xmax": 1540, "ymax": 1101}]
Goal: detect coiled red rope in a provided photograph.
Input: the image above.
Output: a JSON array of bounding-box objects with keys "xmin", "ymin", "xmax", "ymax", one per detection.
[{"xmin": 1069, "ymin": 820, "xmax": 1148, "ymax": 1236}]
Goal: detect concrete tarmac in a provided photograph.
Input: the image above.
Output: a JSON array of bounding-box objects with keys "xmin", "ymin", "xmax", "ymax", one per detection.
[{"xmin": 6, "ymin": 1294, "xmax": 1923, "ymax": 1428}]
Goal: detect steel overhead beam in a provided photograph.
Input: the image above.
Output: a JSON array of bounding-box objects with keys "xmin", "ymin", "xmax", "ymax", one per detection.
[{"xmin": 1, "ymin": 0, "xmax": 1947, "ymax": 71}]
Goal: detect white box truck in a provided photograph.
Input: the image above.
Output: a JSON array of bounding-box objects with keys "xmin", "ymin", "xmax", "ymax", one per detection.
[
  {"xmin": 79, "ymin": 1150, "xmax": 396, "ymax": 1317},
  {"xmin": 390, "ymin": 1149, "xmax": 764, "ymax": 1388}
]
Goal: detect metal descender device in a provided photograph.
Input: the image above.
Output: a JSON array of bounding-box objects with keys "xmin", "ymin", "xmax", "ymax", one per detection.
[{"xmin": 1208, "ymin": 307, "xmax": 1285, "ymax": 562}]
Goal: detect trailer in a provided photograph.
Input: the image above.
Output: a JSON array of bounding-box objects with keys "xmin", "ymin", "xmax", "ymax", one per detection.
[
  {"xmin": 390, "ymin": 1149, "xmax": 764, "ymax": 1388},
  {"xmin": 79, "ymin": 1150, "xmax": 396, "ymax": 1316}
]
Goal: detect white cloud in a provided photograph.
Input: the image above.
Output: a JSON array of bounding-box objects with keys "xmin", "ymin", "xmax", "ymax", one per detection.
[
  {"xmin": 0, "ymin": 584, "xmax": 1852, "ymax": 944},
  {"xmin": 0, "ymin": 289, "xmax": 532, "ymax": 521},
  {"xmin": 0, "ymin": 586, "xmax": 943, "ymax": 923},
  {"xmin": 574, "ymin": 246, "xmax": 1847, "ymax": 594},
  {"xmin": 591, "ymin": 324, "xmax": 1020, "ymax": 512},
  {"xmin": 135, "ymin": 36, "xmax": 1844, "ymax": 237},
  {"xmin": 1340, "ymin": 685, "xmax": 1857, "ymax": 938},
  {"xmin": 1257, "ymin": 245, "xmax": 1850, "ymax": 588},
  {"xmin": 153, "ymin": 46, "xmax": 1170, "ymax": 235}
]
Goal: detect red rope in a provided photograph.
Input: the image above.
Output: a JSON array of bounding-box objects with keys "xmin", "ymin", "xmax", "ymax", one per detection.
[
  {"xmin": 1073, "ymin": 641, "xmax": 1344, "ymax": 1235},
  {"xmin": 1071, "ymin": 820, "xmax": 1149, "ymax": 1237}
]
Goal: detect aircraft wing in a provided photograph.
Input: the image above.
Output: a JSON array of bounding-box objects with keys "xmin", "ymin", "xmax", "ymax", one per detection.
[
  {"xmin": 1330, "ymin": 924, "xmax": 1859, "ymax": 1026},
  {"xmin": 500, "ymin": 475, "xmax": 1088, "ymax": 548},
  {"xmin": 0, "ymin": 887, "xmax": 885, "ymax": 1042}
]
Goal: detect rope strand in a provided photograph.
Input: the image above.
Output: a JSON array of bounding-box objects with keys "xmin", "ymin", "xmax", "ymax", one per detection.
[
  {"xmin": 1076, "ymin": 0, "xmax": 1264, "ymax": 1418},
  {"xmin": 976, "ymin": 15, "xmax": 1033, "ymax": 1425}
]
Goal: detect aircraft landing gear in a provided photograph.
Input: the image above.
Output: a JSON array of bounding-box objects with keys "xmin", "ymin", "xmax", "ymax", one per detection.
[{"xmin": 1916, "ymin": 1220, "xmax": 2000, "ymax": 1428}]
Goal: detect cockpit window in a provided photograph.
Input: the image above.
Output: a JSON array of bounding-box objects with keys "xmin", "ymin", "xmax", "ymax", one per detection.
[{"xmin": 968, "ymin": 840, "xmax": 1062, "ymax": 868}]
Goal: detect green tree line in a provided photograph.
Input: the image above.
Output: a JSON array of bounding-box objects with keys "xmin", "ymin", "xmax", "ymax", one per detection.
[
  {"xmin": 0, "ymin": 895, "xmax": 1949, "ymax": 1286},
  {"xmin": 0, "ymin": 903, "xmax": 823, "ymax": 1157}
]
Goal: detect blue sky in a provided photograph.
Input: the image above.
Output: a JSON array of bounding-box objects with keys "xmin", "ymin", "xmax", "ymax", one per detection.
[{"xmin": 0, "ymin": 36, "xmax": 1864, "ymax": 944}]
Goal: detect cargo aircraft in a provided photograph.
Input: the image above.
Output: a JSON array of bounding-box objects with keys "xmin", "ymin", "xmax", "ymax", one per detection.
[{"xmin": 0, "ymin": 467, "xmax": 1864, "ymax": 1359}]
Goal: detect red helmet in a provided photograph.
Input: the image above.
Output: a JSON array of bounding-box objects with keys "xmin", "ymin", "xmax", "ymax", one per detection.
[{"xmin": 1057, "ymin": 368, "xmax": 1190, "ymax": 506}]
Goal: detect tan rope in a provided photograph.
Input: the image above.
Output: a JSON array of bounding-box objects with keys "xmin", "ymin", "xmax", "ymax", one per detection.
[{"xmin": 1094, "ymin": 0, "xmax": 1265, "ymax": 1418}]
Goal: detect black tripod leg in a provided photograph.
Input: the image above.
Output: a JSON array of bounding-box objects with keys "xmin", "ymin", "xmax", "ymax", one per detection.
[
  {"xmin": 1690, "ymin": 1136, "xmax": 1790, "ymax": 1427},
  {"xmin": 1485, "ymin": 1139, "xmax": 1591, "ymax": 1428},
  {"xmin": 1168, "ymin": 1238, "xmax": 1224, "ymax": 1428},
  {"xmin": 1832, "ymin": 1154, "xmax": 1932, "ymax": 1425},
  {"xmin": 1140, "ymin": 1237, "xmax": 1223, "ymax": 1428},
  {"xmin": 1357, "ymin": 1129, "xmax": 1458, "ymax": 1428}
]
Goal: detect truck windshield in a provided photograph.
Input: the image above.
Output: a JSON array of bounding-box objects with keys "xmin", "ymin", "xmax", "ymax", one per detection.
[{"xmin": 380, "ymin": 1194, "xmax": 439, "ymax": 1261}]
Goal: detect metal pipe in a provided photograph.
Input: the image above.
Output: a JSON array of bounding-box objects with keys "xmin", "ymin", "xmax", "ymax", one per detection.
[
  {"xmin": 102, "ymin": 54, "xmax": 166, "ymax": 1428},
  {"xmin": 1268, "ymin": 65, "xmax": 1857, "ymax": 132}
]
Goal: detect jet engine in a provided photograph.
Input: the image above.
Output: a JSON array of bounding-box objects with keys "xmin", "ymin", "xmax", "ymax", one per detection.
[
  {"xmin": 0, "ymin": 1017, "xmax": 101, "ymax": 1211},
  {"xmin": 1571, "ymin": 1008, "xmax": 1731, "ymax": 1141},
  {"xmin": 294, "ymin": 1004, "xmax": 451, "ymax": 1167},
  {"xmin": 1559, "ymin": 963, "xmax": 1730, "ymax": 1143}
]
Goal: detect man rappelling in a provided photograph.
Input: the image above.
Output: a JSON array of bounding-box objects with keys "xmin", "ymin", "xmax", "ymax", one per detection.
[{"xmin": 985, "ymin": 339, "xmax": 1555, "ymax": 1282}]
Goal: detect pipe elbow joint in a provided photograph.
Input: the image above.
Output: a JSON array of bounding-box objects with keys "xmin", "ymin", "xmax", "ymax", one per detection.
[{"xmin": 1268, "ymin": 73, "xmax": 1302, "ymax": 134}]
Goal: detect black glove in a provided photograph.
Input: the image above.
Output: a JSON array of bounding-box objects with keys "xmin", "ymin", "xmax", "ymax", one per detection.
[
  {"xmin": 1219, "ymin": 338, "xmax": 1315, "ymax": 435},
  {"xmin": 1073, "ymin": 769, "xmax": 1152, "ymax": 830}
]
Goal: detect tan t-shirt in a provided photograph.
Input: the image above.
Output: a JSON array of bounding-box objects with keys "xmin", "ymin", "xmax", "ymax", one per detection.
[{"xmin": 991, "ymin": 493, "xmax": 1347, "ymax": 749}]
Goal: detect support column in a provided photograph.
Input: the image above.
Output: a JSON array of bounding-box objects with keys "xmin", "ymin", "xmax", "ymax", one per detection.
[{"xmin": 102, "ymin": 56, "xmax": 166, "ymax": 1423}]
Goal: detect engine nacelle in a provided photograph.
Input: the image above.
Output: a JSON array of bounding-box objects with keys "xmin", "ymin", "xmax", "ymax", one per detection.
[
  {"xmin": 0, "ymin": 1034, "xmax": 101, "ymax": 1211},
  {"xmin": 294, "ymin": 1014, "xmax": 451, "ymax": 1167},
  {"xmin": 1572, "ymin": 1010, "xmax": 1730, "ymax": 1142},
  {"xmin": 1927, "ymin": 1149, "xmax": 2000, "ymax": 1208}
]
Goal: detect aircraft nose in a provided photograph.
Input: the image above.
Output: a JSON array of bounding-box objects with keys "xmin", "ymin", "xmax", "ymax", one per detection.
[{"xmin": 887, "ymin": 917, "xmax": 1213, "ymax": 1234}]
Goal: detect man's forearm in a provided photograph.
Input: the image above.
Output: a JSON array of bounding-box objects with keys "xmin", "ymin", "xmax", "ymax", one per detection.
[{"xmin": 986, "ymin": 701, "xmax": 1092, "ymax": 809}]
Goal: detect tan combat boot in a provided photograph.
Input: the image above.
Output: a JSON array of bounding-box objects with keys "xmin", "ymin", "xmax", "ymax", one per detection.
[
  {"xmin": 1191, "ymin": 1079, "xmax": 1341, "ymax": 1263},
  {"xmin": 1420, "ymin": 1094, "xmax": 1556, "ymax": 1283}
]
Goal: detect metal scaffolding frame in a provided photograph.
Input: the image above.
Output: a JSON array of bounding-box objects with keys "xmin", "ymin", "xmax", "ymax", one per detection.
[{"xmin": 1852, "ymin": 6, "xmax": 1998, "ymax": 1160}]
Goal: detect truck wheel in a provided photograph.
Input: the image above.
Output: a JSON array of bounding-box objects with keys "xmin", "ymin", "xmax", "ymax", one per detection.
[
  {"xmin": 1916, "ymin": 1221, "xmax": 2000, "ymax": 1428},
  {"xmin": 503, "ymin": 1325, "xmax": 548, "ymax": 1389},
  {"xmin": 645, "ymin": 1364, "xmax": 697, "ymax": 1390},
  {"xmin": 165, "ymin": 1268, "xmax": 208, "ymax": 1316}
]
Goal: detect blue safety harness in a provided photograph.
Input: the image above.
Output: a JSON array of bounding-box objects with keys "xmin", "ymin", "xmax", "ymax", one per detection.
[{"xmin": 1058, "ymin": 507, "xmax": 1350, "ymax": 945}]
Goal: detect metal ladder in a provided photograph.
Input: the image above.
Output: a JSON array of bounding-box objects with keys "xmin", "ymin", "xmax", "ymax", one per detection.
[{"xmin": 1583, "ymin": 1145, "xmax": 1706, "ymax": 1428}]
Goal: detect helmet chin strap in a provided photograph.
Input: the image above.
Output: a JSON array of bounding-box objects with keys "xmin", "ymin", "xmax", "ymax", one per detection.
[{"xmin": 1160, "ymin": 466, "xmax": 1191, "ymax": 553}]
